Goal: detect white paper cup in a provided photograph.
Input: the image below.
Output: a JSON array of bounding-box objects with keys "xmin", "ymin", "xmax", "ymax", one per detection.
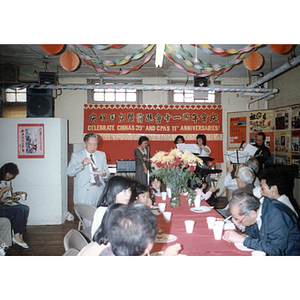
[
  {"xmin": 166, "ymin": 188, "xmax": 171, "ymax": 198},
  {"xmin": 161, "ymin": 192, "xmax": 167, "ymax": 201},
  {"xmin": 194, "ymin": 195, "xmax": 201, "ymax": 208},
  {"xmin": 251, "ymin": 250, "xmax": 266, "ymax": 256},
  {"xmin": 21, "ymin": 194, "xmax": 26, "ymax": 201},
  {"xmin": 158, "ymin": 203, "xmax": 166, "ymax": 213},
  {"xmin": 163, "ymin": 212, "xmax": 172, "ymax": 223},
  {"xmin": 184, "ymin": 220, "xmax": 195, "ymax": 234},
  {"xmin": 206, "ymin": 217, "xmax": 216, "ymax": 229},
  {"xmin": 213, "ymin": 221, "xmax": 224, "ymax": 240}
]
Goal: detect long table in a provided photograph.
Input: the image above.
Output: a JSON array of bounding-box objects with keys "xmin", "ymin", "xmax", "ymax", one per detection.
[{"xmin": 150, "ymin": 194, "xmax": 252, "ymax": 256}]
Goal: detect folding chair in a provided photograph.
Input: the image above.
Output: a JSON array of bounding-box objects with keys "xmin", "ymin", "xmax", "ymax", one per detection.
[
  {"xmin": 63, "ymin": 229, "xmax": 88, "ymax": 252},
  {"xmin": 74, "ymin": 203, "xmax": 97, "ymax": 240},
  {"xmin": 62, "ymin": 248, "xmax": 80, "ymax": 256}
]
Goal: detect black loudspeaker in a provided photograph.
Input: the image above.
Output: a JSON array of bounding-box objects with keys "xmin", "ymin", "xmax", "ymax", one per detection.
[
  {"xmin": 194, "ymin": 76, "xmax": 208, "ymax": 87},
  {"xmin": 27, "ymin": 88, "xmax": 53, "ymax": 117},
  {"xmin": 39, "ymin": 72, "xmax": 57, "ymax": 85}
]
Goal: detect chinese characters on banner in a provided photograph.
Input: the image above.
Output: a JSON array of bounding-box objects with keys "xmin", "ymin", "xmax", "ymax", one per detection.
[
  {"xmin": 17, "ymin": 124, "xmax": 45, "ymax": 158},
  {"xmin": 84, "ymin": 104, "xmax": 223, "ymax": 164}
]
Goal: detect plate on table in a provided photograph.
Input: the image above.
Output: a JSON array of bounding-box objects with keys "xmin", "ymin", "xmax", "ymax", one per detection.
[
  {"xmin": 190, "ymin": 206, "xmax": 213, "ymax": 213},
  {"xmin": 224, "ymin": 222, "xmax": 235, "ymax": 230},
  {"xmin": 5, "ymin": 201, "xmax": 19, "ymax": 206},
  {"xmin": 155, "ymin": 234, "xmax": 177, "ymax": 243},
  {"xmin": 93, "ymin": 170, "xmax": 106, "ymax": 175},
  {"xmin": 234, "ymin": 243, "xmax": 253, "ymax": 251},
  {"xmin": 150, "ymin": 206, "xmax": 159, "ymax": 210}
]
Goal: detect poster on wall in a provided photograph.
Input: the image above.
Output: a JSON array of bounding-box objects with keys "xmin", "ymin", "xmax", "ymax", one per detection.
[
  {"xmin": 274, "ymin": 130, "xmax": 291, "ymax": 165},
  {"xmin": 17, "ymin": 124, "xmax": 45, "ymax": 159},
  {"xmin": 84, "ymin": 104, "xmax": 223, "ymax": 164},
  {"xmin": 291, "ymin": 104, "xmax": 300, "ymax": 129},
  {"xmin": 291, "ymin": 129, "xmax": 300, "ymax": 175},
  {"xmin": 275, "ymin": 107, "xmax": 291, "ymax": 130},
  {"xmin": 229, "ymin": 116, "xmax": 247, "ymax": 145},
  {"xmin": 248, "ymin": 110, "xmax": 274, "ymax": 132}
]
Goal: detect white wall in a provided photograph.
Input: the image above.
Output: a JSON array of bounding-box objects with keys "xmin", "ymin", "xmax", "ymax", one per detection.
[{"xmin": 0, "ymin": 118, "xmax": 68, "ymax": 225}]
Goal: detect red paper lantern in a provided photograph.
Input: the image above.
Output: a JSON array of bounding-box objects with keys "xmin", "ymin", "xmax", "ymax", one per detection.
[
  {"xmin": 60, "ymin": 51, "xmax": 80, "ymax": 71},
  {"xmin": 40, "ymin": 44, "xmax": 65, "ymax": 55},
  {"xmin": 270, "ymin": 44, "xmax": 293, "ymax": 54},
  {"xmin": 243, "ymin": 51, "xmax": 264, "ymax": 71}
]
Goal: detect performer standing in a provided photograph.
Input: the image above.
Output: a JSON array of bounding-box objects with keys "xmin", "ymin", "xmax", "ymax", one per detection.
[
  {"xmin": 134, "ymin": 136, "xmax": 150, "ymax": 185},
  {"xmin": 67, "ymin": 133, "xmax": 110, "ymax": 207}
]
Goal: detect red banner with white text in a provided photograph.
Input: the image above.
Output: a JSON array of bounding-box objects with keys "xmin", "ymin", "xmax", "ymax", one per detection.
[{"xmin": 84, "ymin": 104, "xmax": 223, "ymax": 164}]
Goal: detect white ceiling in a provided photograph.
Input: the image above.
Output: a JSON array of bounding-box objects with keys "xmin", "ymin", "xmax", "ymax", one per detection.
[{"xmin": 0, "ymin": 44, "xmax": 299, "ymax": 85}]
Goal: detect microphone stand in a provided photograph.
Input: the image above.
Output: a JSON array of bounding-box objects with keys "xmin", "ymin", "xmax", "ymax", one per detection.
[{"xmin": 147, "ymin": 145, "xmax": 150, "ymax": 186}]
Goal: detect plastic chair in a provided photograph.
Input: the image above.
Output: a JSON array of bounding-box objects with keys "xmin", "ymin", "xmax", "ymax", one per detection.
[
  {"xmin": 62, "ymin": 248, "xmax": 80, "ymax": 256},
  {"xmin": 74, "ymin": 203, "xmax": 97, "ymax": 240},
  {"xmin": 63, "ymin": 229, "xmax": 88, "ymax": 252}
]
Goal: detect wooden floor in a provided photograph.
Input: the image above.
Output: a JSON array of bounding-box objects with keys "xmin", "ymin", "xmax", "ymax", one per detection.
[
  {"xmin": 4, "ymin": 196, "xmax": 227, "ymax": 256},
  {"xmin": 5, "ymin": 220, "xmax": 79, "ymax": 256}
]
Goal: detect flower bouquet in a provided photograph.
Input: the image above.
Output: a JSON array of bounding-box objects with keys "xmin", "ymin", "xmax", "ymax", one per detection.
[{"xmin": 150, "ymin": 148, "xmax": 203, "ymax": 207}]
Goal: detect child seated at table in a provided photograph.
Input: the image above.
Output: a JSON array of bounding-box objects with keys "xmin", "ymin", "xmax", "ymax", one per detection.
[
  {"xmin": 150, "ymin": 177, "xmax": 163, "ymax": 194},
  {"xmin": 134, "ymin": 184, "xmax": 153, "ymax": 207},
  {"xmin": 194, "ymin": 181, "xmax": 216, "ymax": 201}
]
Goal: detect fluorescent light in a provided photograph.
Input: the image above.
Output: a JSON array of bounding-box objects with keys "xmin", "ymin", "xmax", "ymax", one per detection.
[{"xmin": 155, "ymin": 44, "xmax": 165, "ymax": 68}]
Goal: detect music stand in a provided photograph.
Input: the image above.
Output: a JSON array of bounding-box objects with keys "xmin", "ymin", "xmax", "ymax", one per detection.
[
  {"xmin": 225, "ymin": 150, "xmax": 249, "ymax": 164},
  {"xmin": 177, "ymin": 143, "xmax": 200, "ymax": 155}
]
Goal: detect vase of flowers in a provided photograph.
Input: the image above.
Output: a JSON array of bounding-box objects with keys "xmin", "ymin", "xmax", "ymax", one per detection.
[{"xmin": 150, "ymin": 148, "xmax": 203, "ymax": 207}]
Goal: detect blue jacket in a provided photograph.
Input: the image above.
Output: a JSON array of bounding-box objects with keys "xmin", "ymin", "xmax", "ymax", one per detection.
[{"xmin": 242, "ymin": 197, "xmax": 300, "ymax": 256}]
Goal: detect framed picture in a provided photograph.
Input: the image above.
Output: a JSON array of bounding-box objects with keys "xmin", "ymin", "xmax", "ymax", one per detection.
[{"xmin": 17, "ymin": 123, "xmax": 45, "ymax": 158}]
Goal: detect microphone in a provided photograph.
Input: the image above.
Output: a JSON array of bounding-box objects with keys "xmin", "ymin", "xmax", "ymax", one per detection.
[{"xmin": 239, "ymin": 140, "xmax": 245, "ymax": 150}]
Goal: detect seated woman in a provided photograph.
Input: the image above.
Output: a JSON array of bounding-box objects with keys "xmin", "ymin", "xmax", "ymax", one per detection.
[
  {"xmin": 91, "ymin": 176, "xmax": 133, "ymax": 238},
  {"xmin": 134, "ymin": 184, "xmax": 152, "ymax": 207},
  {"xmin": 79, "ymin": 203, "xmax": 181, "ymax": 256},
  {"xmin": 174, "ymin": 135, "xmax": 185, "ymax": 145},
  {"xmin": 0, "ymin": 207, "xmax": 28, "ymax": 248},
  {"xmin": 259, "ymin": 168, "xmax": 299, "ymax": 217},
  {"xmin": 0, "ymin": 163, "xmax": 29, "ymax": 224},
  {"xmin": 196, "ymin": 134, "xmax": 211, "ymax": 157},
  {"xmin": 194, "ymin": 181, "xmax": 216, "ymax": 201}
]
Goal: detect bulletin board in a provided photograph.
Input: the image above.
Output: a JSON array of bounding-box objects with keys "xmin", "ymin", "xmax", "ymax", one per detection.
[{"xmin": 228, "ymin": 104, "xmax": 300, "ymax": 176}]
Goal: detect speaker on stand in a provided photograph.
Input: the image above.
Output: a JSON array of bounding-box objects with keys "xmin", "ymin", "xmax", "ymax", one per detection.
[{"xmin": 27, "ymin": 88, "xmax": 53, "ymax": 117}]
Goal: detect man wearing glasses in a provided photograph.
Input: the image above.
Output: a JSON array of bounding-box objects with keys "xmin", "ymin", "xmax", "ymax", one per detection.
[{"xmin": 223, "ymin": 192, "xmax": 300, "ymax": 256}]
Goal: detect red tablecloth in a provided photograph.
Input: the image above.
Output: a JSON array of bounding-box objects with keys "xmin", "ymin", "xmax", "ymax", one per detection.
[{"xmin": 151, "ymin": 194, "xmax": 251, "ymax": 256}]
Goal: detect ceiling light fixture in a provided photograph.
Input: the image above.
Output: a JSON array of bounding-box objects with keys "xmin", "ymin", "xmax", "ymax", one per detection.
[{"xmin": 155, "ymin": 44, "xmax": 165, "ymax": 68}]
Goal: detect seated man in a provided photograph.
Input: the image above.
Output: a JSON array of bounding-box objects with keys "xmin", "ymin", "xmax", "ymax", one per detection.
[
  {"xmin": 218, "ymin": 166, "xmax": 256, "ymax": 217},
  {"xmin": 224, "ymin": 158, "xmax": 260, "ymax": 191},
  {"xmin": 102, "ymin": 204, "xmax": 181, "ymax": 256},
  {"xmin": 223, "ymin": 192, "xmax": 300, "ymax": 256}
]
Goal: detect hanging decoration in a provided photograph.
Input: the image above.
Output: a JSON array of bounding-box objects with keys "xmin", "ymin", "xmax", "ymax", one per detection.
[
  {"xmin": 9, "ymin": 83, "xmax": 279, "ymax": 94},
  {"xmin": 192, "ymin": 44, "xmax": 262, "ymax": 56},
  {"xmin": 59, "ymin": 51, "xmax": 80, "ymax": 71},
  {"xmin": 270, "ymin": 44, "xmax": 294, "ymax": 54},
  {"xmin": 243, "ymin": 51, "xmax": 264, "ymax": 71},
  {"xmin": 80, "ymin": 44, "xmax": 124, "ymax": 50},
  {"xmin": 165, "ymin": 44, "xmax": 255, "ymax": 74},
  {"xmin": 69, "ymin": 44, "xmax": 155, "ymax": 66},
  {"xmin": 40, "ymin": 44, "xmax": 65, "ymax": 55},
  {"xmin": 78, "ymin": 50, "xmax": 155, "ymax": 75}
]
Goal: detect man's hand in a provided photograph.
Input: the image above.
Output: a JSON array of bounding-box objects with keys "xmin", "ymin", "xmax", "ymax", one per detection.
[
  {"xmin": 81, "ymin": 157, "xmax": 92, "ymax": 168},
  {"xmin": 223, "ymin": 231, "xmax": 246, "ymax": 244}
]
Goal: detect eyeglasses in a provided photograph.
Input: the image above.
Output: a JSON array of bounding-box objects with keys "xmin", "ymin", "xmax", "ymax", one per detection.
[{"xmin": 232, "ymin": 214, "xmax": 247, "ymax": 224}]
